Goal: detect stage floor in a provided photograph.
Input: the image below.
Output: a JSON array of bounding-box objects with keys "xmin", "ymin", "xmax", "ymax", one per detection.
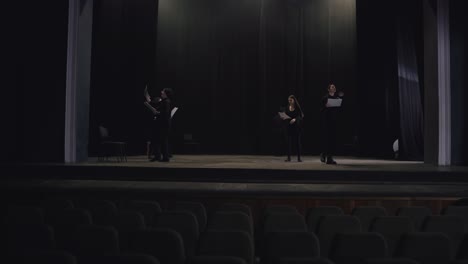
[
  {"xmin": 87, "ymin": 155, "xmax": 427, "ymax": 171},
  {"xmin": 5, "ymin": 155, "xmax": 466, "ymax": 184}
]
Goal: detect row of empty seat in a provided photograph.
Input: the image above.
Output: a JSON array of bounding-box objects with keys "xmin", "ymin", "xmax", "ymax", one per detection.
[{"xmin": 3, "ymin": 199, "xmax": 468, "ymax": 264}]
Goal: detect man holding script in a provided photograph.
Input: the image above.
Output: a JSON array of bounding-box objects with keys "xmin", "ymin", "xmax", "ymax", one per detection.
[{"xmin": 320, "ymin": 84, "xmax": 344, "ymax": 165}]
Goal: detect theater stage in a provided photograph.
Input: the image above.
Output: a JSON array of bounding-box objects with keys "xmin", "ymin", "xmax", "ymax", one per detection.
[
  {"xmin": 3, "ymin": 155, "xmax": 468, "ymax": 200},
  {"xmin": 5, "ymin": 155, "xmax": 468, "ymax": 184}
]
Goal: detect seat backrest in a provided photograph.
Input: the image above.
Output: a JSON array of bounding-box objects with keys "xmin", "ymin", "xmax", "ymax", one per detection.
[
  {"xmin": 316, "ymin": 215, "xmax": 362, "ymax": 257},
  {"xmin": 129, "ymin": 228, "xmax": 186, "ymax": 264},
  {"xmin": 370, "ymin": 216, "xmax": 414, "ymax": 257},
  {"xmin": 330, "ymin": 232, "xmax": 388, "ymax": 264},
  {"xmin": 114, "ymin": 211, "xmax": 146, "ymax": 251},
  {"xmin": 98, "ymin": 253, "xmax": 160, "ymax": 264},
  {"xmin": 442, "ymin": 206, "xmax": 468, "ymax": 232},
  {"xmin": 77, "ymin": 200, "xmax": 118, "ymax": 226},
  {"xmin": 394, "ymin": 232, "xmax": 451, "ymax": 264},
  {"xmin": 197, "ymin": 230, "xmax": 254, "ymax": 264},
  {"xmin": 120, "ymin": 200, "xmax": 162, "ymax": 225},
  {"xmin": 306, "ymin": 206, "xmax": 345, "ymax": 233},
  {"xmin": 153, "ymin": 211, "xmax": 199, "ymax": 258},
  {"xmin": 73, "ymin": 225, "xmax": 119, "ymax": 256},
  {"xmin": 422, "ymin": 216, "xmax": 465, "ymax": 258},
  {"xmin": 264, "ymin": 213, "xmax": 307, "ymax": 234},
  {"xmin": 208, "ymin": 211, "xmax": 253, "ymax": 236},
  {"xmin": 172, "ymin": 201, "xmax": 207, "ymax": 232},
  {"xmin": 191, "ymin": 256, "xmax": 247, "ymax": 264},
  {"xmin": 352, "ymin": 206, "xmax": 388, "ymax": 231},
  {"xmin": 365, "ymin": 259, "xmax": 419, "ymax": 264},
  {"xmin": 220, "ymin": 203, "xmax": 253, "ymax": 219},
  {"xmin": 264, "ymin": 231, "xmax": 320, "ymax": 263},
  {"xmin": 396, "ymin": 207, "xmax": 432, "ymax": 231},
  {"xmin": 264, "ymin": 205, "xmax": 299, "ymax": 217}
]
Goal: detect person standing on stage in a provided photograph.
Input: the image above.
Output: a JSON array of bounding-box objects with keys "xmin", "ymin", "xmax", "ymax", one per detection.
[
  {"xmin": 153, "ymin": 88, "xmax": 173, "ymax": 162},
  {"xmin": 143, "ymin": 86, "xmax": 161, "ymax": 160},
  {"xmin": 320, "ymin": 84, "xmax": 344, "ymax": 165},
  {"xmin": 282, "ymin": 95, "xmax": 304, "ymax": 162}
]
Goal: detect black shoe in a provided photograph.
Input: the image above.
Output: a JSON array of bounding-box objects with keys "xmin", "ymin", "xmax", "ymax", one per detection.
[
  {"xmin": 159, "ymin": 158, "xmax": 170, "ymax": 162},
  {"xmin": 150, "ymin": 157, "xmax": 160, "ymax": 162},
  {"xmin": 320, "ymin": 153, "xmax": 326, "ymax": 163},
  {"xmin": 285, "ymin": 158, "xmax": 291, "ymax": 162},
  {"xmin": 326, "ymin": 158, "xmax": 337, "ymax": 165},
  {"xmin": 297, "ymin": 158, "xmax": 302, "ymax": 162}
]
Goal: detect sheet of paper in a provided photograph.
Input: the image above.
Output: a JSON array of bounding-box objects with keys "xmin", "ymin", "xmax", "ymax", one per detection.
[
  {"xmin": 327, "ymin": 98, "xmax": 342, "ymax": 107},
  {"xmin": 171, "ymin": 107, "xmax": 178, "ymax": 118},
  {"xmin": 278, "ymin": 112, "xmax": 291, "ymax": 120}
]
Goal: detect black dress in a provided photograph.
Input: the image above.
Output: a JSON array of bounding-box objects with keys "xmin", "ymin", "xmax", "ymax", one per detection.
[
  {"xmin": 320, "ymin": 93, "xmax": 343, "ymax": 160},
  {"xmin": 285, "ymin": 107, "xmax": 303, "ymax": 161}
]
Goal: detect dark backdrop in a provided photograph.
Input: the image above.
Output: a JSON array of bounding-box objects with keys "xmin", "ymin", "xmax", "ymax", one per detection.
[
  {"xmin": 450, "ymin": 0, "xmax": 468, "ymax": 165},
  {"xmin": 3, "ymin": 0, "xmax": 69, "ymax": 162},
  {"xmin": 90, "ymin": 0, "xmax": 357, "ymax": 155}
]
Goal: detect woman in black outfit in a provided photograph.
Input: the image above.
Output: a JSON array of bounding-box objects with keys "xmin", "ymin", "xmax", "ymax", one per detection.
[
  {"xmin": 284, "ymin": 95, "xmax": 304, "ymax": 162},
  {"xmin": 320, "ymin": 84, "xmax": 344, "ymax": 165}
]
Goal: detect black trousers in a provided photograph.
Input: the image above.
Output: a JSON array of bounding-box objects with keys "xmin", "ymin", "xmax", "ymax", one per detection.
[
  {"xmin": 286, "ymin": 126, "xmax": 302, "ymax": 160},
  {"xmin": 321, "ymin": 116, "xmax": 337, "ymax": 158},
  {"xmin": 152, "ymin": 123, "xmax": 170, "ymax": 160}
]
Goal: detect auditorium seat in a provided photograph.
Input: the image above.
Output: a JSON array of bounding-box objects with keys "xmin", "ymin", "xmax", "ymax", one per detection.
[
  {"xmin": 329, "ymin": 232, "xmax": 388, "ymax": 264},
  {"xmin": 208, "ymin": 211, "xmax": 253, "ymax": 236},
  {"xmin": 422, "ymin": 216, "xmax": 465, "ymax": 258},
  {"xmin": 197, "ymin": 230, "xmax": 254, "ymax": 264},
  {"xmin": 394, "ymin": 232, "xmax": 451, "ymax": 264},
  {"xmin": 72, "ymin": 225, "xmax": 119, "ymax": 261},
  {"xmin": 306, "ymin": 206, "xmax": 345, "ymax": 233},
  {"xmin": 129, "ymin": 227, "xmax": 186, "ymax": 264},
  {"xmin": 6, "ymin": 223, "xmax": 56, "ymax": 255},
  {"xmin": 352, "ymin": 206, "xmax": 388, "ymax": 231},
  {"xmin": 120, "ymin": 200, "xmax": 162, "ymax": 225},
  {"xmin": 264, "ymin": 205, "xmax": 300, "ymax": 216},
  {"xmin": 263, "ymin": 231, "xmax": 320, "ymax": 264},
  {"xmin": 41, "ymin": 199, "xmax": 74, "ymax": 225},
  {"xmin": 365, "ymin": 259, "xmax": 419, "ymax": 264},
  {"xmin": 153, "ymin": 211, "xmax": 199, "ymax": 259},
  {"xmin": 457, "ymin": 235, "xmax": 468, "ymax": 260},
  {"xmin": 370, "ymin": 216, "xmax": 415, "ymax": 256},
  {"xmin": 77, "ymin": 200, "xmax": 118, "ymax": 226},
  {"xmin": 114, "ymin": 211, "xmax": 146, "ymax": 250},
  {"xmin": 172, "ymin": 201, "xmax": 207, "ymax": 232},
  {"xmin": 264, "ymin": 212, "xmax": 307, "ymax": 234},
  {"xmin": 191, "ymin": 256, "xmax": 248, "ymax": 264},
  {"xmin": 274, "ymin": 259, "xmax": 335, "ymax": 264},
  {"xmin": 442, "ymin": 206, "xmax": 468, "ymax": 232},
  {"xmin": 51, "ymin": 208, "xmax": 93, "ymax": 250},
  {"xmin": 316, "ymin": 215, "xmax": 362, "ymax": 257},
  {"xmin": 19, "ymin": 250, "xmax": 77, "ymax": 264},
  {"xmin": 219, "ymin": 203, "xmax": 253, "ymax": 220},
  {"xmin": 396, "ymin": 207, "xmax": 432, "ymax": 231},
  {"xmin": 95, "ymin": 253, "xmax": 161, "ymax": 264}
]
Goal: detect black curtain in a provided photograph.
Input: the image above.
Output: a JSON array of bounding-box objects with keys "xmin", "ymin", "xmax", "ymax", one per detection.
[
  {"xmin": 154, "ymin": 0, "xmax": 357, "ymax": 154},
  {"xmin": 89, "ymin": 0, "xmax": 158, "ymax": 155},
  {"xmin": 396, "ymin": 4, "xmax": 424, "ymax": 160}
]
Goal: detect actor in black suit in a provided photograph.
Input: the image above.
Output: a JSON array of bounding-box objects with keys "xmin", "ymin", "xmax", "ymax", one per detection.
[{"xmin": 320, "ymin": 84, "xmax": 344, "ymax": 165}]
